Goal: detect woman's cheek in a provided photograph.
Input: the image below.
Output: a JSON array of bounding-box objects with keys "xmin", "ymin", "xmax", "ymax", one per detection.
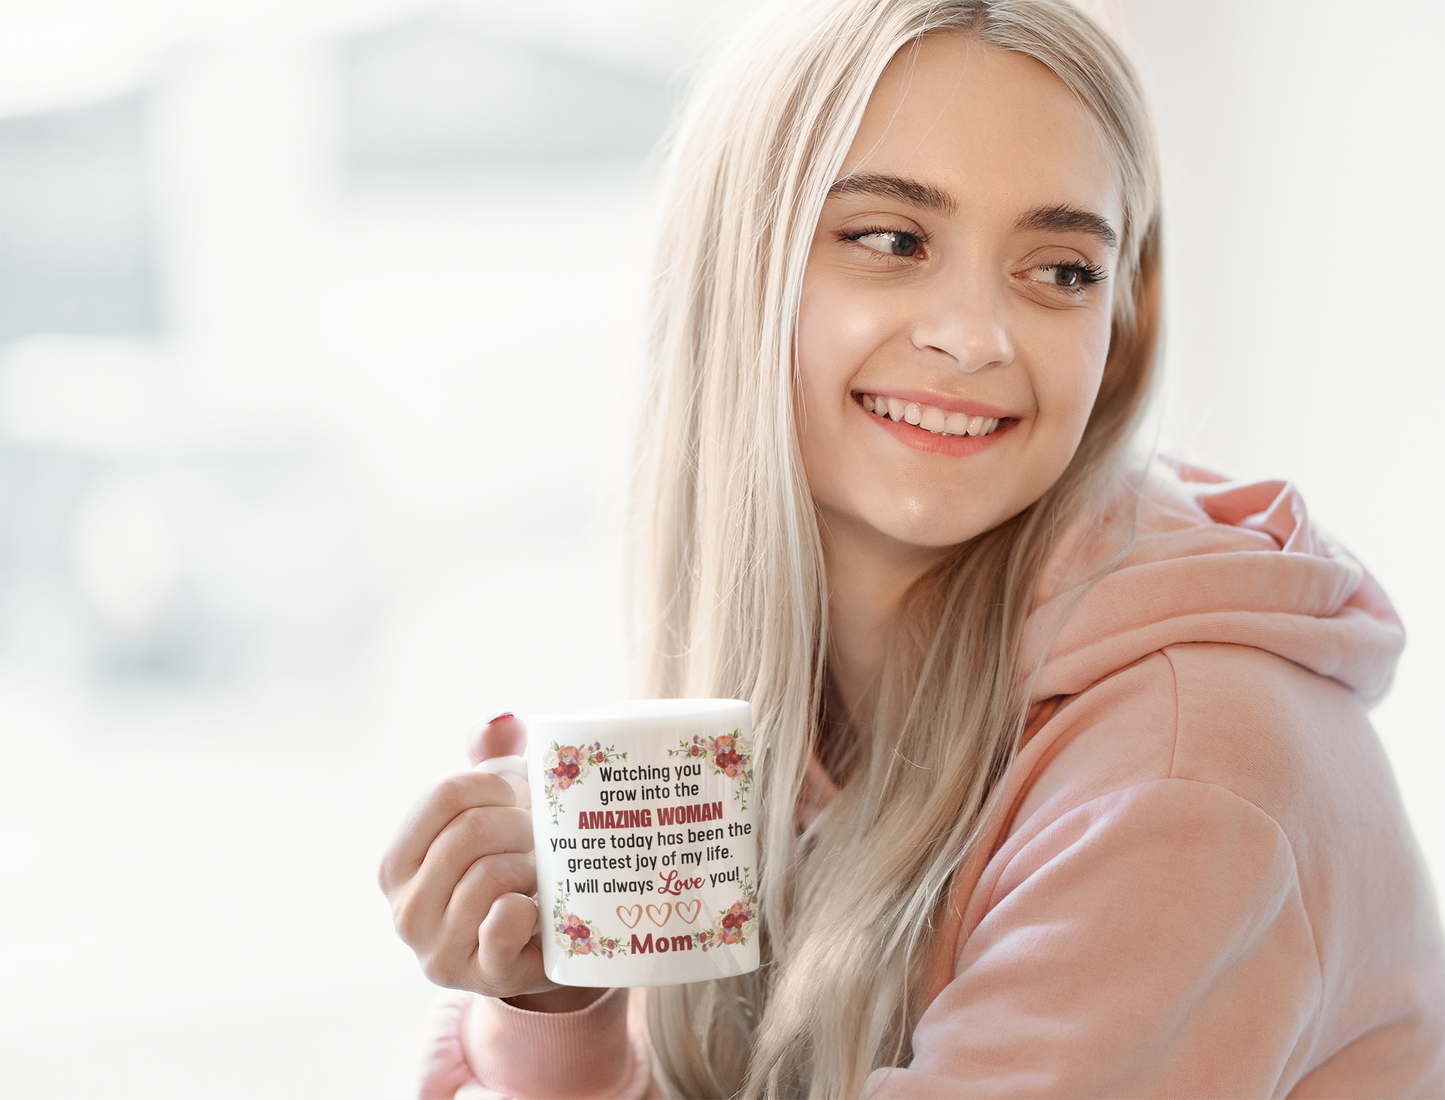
[
  {"xmin": 800, "ymin": 279, "xmax": 889, "ymax": 379},
  {"xmin": 1047, "ymin": 322, "xmax": 1112, "ymax": 439},
  {"xmin": 794, "ymin": 289, "xmax": 855, "ymax": 483},
  {"xmin": 796, "ymin": 281, "xmax": 846, "ymax": 395}
]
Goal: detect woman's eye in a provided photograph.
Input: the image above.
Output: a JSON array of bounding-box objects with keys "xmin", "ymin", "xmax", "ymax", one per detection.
[
  {"xmin": 848, "ymin": 230, "xmax": 922, "ymax": 257},
  {"xmin": 1027, "ymin": 262, "xmax": 1106, "ymax": 289}
]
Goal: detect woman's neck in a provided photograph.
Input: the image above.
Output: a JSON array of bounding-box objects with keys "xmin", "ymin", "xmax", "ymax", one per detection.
[{"xmin": 820, "ymin": 510, "xmax": 953, "ymax": 719}]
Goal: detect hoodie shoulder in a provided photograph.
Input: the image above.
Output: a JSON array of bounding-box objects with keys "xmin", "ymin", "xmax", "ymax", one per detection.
[{"xmin": 1023, "ymin": 460, "xmax": 1405, "ymax": 707}]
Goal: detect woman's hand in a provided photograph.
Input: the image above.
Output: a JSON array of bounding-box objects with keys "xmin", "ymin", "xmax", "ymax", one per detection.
[{"xmin": 379, "ymin": 714, "xmax": 606, "ymax": 1012}]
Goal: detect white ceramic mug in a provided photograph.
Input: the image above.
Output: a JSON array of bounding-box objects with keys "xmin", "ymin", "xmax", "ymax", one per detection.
[{"xmin": 500, "ymin": 698, "xmax": 760, "ymax": 988}]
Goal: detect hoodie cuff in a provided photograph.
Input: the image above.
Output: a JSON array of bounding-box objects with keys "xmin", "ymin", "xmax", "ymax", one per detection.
[
  {"xmin": 459, "ymin": 987, "xmax": 648, "ymax": 1099},
  {"xmin": 418, "ymin": 992, "xmax": 480, "ymax": 1098}
]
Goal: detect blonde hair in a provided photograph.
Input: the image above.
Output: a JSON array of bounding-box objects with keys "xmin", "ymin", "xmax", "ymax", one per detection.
[{"xmin": 630, "ymin": 1, "xmax": 1162, "ymax": 1095}]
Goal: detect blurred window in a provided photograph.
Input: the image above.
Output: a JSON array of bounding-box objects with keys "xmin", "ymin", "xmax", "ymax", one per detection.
[
  {"xmin": 0, "ymin": 92, "xmax": 160, "ymax": 346},
  {"xmin": 341, "ymin": 16, "xmax": 672, "ymax": 180}
]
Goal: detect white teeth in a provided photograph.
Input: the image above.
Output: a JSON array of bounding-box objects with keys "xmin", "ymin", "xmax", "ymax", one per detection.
[{"xmin": 860, "ymin": 393, "xmax": 1004, "ymax": 438}]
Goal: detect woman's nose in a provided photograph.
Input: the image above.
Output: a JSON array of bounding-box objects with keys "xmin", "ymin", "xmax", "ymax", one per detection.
[{"xmin": 908, "ymin": 271, "xmax": 1014, "ymax": 373}]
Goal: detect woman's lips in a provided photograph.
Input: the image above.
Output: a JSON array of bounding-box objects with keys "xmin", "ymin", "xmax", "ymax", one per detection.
[
  {"xmin": 867, "ymin": 409, "xmax": 1016, "ymax": 456},
  {"xmin": 853, "ymin": 389, "xmax": 1017, "ymax": 456},
  {"xmin": 855, "ymin": 388, "xmax": 1017, "ymax": 421}
]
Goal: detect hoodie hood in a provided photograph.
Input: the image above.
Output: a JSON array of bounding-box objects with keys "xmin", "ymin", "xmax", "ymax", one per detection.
[{"xmin": 1023, "ymin": 459, "xmax": 1405, "ymax": 708}]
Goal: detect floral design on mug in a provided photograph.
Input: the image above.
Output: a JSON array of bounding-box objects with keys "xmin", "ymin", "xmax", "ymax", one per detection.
[
  {"xmin": 542, "ymin": 740, "xmax": 625, "ymax": 825},
  {"xmin": 694, "ymin": 867, "xmax": 759, "ymax": 951},
  {"xmin": 669, "ymin": 728, "xmax": 754, "ymax": 809},
  {"xmin": 553, "ymin": 881, "xmax": 627, "ymax": 958}
]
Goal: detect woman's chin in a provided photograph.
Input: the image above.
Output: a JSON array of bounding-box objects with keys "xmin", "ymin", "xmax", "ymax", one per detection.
[{"xmin": 823, "ymin": 500, "xmax": 1010, "ymax": 557}]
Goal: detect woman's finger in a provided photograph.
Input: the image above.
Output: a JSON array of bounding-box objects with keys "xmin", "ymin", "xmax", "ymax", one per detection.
[
  {"xmin": 475, "ymin": 892, "xmax": 548, "ymax": 995},
  {"xmin": 412, "ymin": 852, "xmax": 540, "ymax": 993},
  {"xmin": 399, "ymin": 806, "xmax": 535, "ymax": 934},
  {"xmin": 474, "ymin": 757, "xmax": 530, "ymax": 811},
  {"xmin": 444, "ymin": 850, "xmax": 538, "ymax": 932},
  {"xmin": 378, "ymin": 771, "xmax": 517, "ymax": 893}
]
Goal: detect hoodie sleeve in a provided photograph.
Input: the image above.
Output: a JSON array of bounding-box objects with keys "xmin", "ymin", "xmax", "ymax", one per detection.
[
  {"xmin": 417, "ymin": 987, "xmax": 652, "ymax": 1099},
  {"xmin": 864, "ymin": 779, "xmax": 1323, "ymax": 1099}
]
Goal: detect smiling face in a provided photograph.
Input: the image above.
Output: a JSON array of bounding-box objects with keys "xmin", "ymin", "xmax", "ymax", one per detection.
[{"xmin": 797, "ymin": 34, "xmax": 1122, "ymax": 570}]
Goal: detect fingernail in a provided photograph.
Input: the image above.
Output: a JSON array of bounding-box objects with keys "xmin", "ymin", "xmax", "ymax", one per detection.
[{"xmin": 487, "ymin": 711, "xmax": 515, "ymax": 724}]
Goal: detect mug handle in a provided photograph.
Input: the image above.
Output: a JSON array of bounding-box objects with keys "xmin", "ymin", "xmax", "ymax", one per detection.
[{"xmin": 473, "ymin": 753, "xmax": 527, "ymax": 791}]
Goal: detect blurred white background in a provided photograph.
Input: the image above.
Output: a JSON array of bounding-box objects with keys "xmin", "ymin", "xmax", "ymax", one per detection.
[{"xmin": 0, "ymin": 1, "xmax": 1439, "ymax": 1095}]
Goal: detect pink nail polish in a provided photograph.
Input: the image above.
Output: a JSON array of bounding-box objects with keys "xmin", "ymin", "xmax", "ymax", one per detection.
[{"xmin": 487, "ymin": 711, "xmax": 515, "ymax": 724}]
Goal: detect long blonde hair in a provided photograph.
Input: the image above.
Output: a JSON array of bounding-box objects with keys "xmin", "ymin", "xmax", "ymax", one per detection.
[{"xmin": 630, "ymin": 1, "xmax": 1162, "ymax": 1095}]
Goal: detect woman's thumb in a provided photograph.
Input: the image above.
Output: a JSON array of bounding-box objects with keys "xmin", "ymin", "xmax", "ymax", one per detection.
[
  {"xmin": 467, "ymin": 712, "xmax": 526, "ymax": 764},
  {"xmin": 467, "ymin": 713, "xmax": 530, "ymax": 810}
]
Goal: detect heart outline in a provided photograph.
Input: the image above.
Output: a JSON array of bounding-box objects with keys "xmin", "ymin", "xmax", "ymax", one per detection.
[
  {"xmin": 646, "ymin": 903, "xmax": 673, "ymax": 927},
  {"xmin": 675, "ymin": 899, "xmax": 702, "ymax": 924},
  {"xmin": 616, "ymin": 905, "xmax": 642, "ymax": 929}
]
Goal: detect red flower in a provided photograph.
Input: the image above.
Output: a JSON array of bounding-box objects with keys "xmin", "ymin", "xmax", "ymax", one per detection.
[
  {"xmin": 550, "ymin": 760, "xmax": 579, "ymax": 783},
  {"xmin": 561, "ymin": 914, "xmax": 593, "ymax": 953},
  {"xmin": 718, "ymin": 901, "xmax": 753, "ymax": 944}
]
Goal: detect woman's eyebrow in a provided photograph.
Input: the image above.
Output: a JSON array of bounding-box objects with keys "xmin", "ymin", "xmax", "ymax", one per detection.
[
  {"xmin": 827, "ymin": 179, "xmax": 1117, "ymax": 252},
  {"xmin": 828, "ymin": 172, "xmax": 956, "ymax": 215},
  {"xmin": 1015, "ymin": 204, "xmax": 1118, "ymax": 249}
]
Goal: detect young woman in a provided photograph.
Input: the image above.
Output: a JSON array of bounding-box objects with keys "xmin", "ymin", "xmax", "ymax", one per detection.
[{"xmin": 380, "ymin": 1, "xmax": 1445, "ymax": 1095}]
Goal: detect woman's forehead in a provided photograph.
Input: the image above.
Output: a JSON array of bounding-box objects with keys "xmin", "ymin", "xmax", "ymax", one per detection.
[{"xmin": 839, "ymin": 34, "xmax": 1121, "ymax": 227}]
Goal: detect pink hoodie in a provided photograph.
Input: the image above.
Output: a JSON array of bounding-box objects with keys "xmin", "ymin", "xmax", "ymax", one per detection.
[{"xmin": 419, "ymin": 463, "xmax": 1445, "ymax": 1098}]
